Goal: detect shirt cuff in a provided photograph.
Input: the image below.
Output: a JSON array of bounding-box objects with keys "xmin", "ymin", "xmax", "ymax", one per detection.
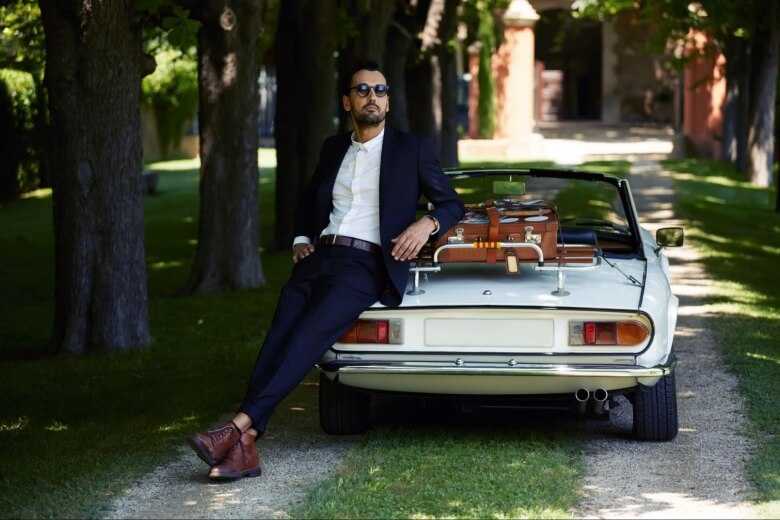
[{"xmin": 292, "ymin": 235, "xmax": 311, "ymax": 248}]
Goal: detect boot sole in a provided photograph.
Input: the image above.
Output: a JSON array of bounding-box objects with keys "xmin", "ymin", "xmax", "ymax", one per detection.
[
  {"xmin": 186, "ymin": 436, "xmax": 217, "ymax": 466},
  {"xmin": 208, "ymin": 466, "xmax": 263, "ymax": 481}
]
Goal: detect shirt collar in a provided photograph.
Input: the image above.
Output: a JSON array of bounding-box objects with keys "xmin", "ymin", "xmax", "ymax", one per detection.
[{"xmin": 350, "ymin": 128, "xmax": 385, "ymax": 152}]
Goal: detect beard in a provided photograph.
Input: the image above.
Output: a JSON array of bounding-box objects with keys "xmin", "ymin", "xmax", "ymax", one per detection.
[{"xmin": 353, "ymin": 104, "xmax": 386, "ymax": 126}]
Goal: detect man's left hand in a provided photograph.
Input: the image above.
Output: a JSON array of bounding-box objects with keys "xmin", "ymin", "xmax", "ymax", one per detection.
[{"xmin": 390, "ymin": 217, "xmax": 436, "ymax": 261}]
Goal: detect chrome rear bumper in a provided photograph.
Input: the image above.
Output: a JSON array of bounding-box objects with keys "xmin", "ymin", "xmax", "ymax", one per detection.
[{"xmin": 318, "ymin": 360, "xmax": 674, "ymax": 395}]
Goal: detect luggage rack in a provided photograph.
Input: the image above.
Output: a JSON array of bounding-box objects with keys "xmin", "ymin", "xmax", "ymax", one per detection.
[{"xmin": 407, "ymin": 242, "xmax": 601, "ymax": 296}]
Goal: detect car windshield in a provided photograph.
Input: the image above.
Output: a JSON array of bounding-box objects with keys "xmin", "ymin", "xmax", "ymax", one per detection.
[{"xmin": 434, "ymin": 171, "xmax": 637, "ymax": 253}]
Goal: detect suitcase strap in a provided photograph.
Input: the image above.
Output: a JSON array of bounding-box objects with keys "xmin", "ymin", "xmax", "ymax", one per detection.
[{"xmin": 486, "ymin": 206, "xmax": 500, "ymax": 263}]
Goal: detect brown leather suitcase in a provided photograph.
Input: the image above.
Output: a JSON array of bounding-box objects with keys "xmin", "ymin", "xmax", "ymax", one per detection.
[{"xmin": 433, "ymin": 199, "xmax": 559, "ymax": 264}]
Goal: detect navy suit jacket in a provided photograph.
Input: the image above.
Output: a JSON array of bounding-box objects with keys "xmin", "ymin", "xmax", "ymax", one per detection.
[{"xmin": 293, "ymin": 126, "xmax": 465, "ymax": 307}]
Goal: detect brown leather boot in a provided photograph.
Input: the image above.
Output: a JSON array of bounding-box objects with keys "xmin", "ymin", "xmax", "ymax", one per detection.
[
  {"xmin": 187, "ymin": 421, "xmax": 241, "ymax": 466},
  {"xmin": 208, "ymin": 430, "xmax": 262, "ymax": 481}
]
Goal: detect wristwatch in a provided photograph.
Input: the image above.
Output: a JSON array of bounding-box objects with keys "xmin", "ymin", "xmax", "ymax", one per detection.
[{"xmin": 424, "ymin": 214, "xmax": 440, "ymax": 235}]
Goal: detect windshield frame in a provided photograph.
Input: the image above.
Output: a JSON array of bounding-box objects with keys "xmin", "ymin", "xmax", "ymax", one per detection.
[{"xmin": 442, "ymin": 168, "xmax": 645, "ymax": 259}]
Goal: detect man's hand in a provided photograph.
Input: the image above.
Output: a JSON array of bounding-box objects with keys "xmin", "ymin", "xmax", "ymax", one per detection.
[
  {"xmin": 390, "ymin": 216, "xmax": 436, "ymax": 261},
  {"xmin": 292, "ymin": 243, "xmax": 315, "ymax": 263}
]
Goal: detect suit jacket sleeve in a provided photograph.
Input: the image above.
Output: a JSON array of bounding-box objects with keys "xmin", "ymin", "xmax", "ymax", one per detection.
[
  {"xmin": 417, "ymin": 137, "xmax": 465, "ymax": 240},
  {"xmin": 293, "ymin": 137, "xmax": 331, "ymax": 242}
]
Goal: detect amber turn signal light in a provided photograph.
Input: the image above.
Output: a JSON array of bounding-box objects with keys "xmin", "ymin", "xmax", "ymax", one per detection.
[{"xmin": 569, "ymin": 320, "xmax": 649, "ymax": 346}]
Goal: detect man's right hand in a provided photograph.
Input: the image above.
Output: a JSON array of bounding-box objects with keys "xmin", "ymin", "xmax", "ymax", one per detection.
[{"xmin": 292, "ymin": 243, "xmax": 315, "ymax": 263}]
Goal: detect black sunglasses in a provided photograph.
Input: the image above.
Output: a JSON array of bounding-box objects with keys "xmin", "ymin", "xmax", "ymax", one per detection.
[{"xmin": 349, "ymin": 83, "xmax": 390, "ymax": 97}]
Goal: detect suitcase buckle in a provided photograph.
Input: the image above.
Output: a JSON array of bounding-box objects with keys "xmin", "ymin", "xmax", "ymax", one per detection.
[
  {"xmin": 524, "ymin": 226, "xmax": 541, "ymax": 245},
  {"xmin": 448, "ymin": 227, "xmax": 465, "ymax": 244}
]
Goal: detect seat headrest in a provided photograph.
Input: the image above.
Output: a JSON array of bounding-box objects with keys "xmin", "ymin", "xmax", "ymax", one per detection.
[{"xmin": 559, "ymin": 227, "xmax": 597, "ymax": 246}]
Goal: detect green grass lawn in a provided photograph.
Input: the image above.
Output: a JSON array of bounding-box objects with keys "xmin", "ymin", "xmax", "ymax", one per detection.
[
  {"xmin": 664, "ymin": 159, "xmax": 780, "ymax": 515},
  {"xmin": 293, "ymin": 424, "xmax": 581, "ymax": 519}
]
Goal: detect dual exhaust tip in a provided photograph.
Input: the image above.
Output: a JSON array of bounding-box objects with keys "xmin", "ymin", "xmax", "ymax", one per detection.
[{"xmin": 574, "ymin": 388, "xmax": 608, "ymax": 402}]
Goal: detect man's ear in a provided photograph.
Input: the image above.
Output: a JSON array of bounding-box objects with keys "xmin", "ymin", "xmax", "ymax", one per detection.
[{"xmin": 341, "ymin": 94, "xmax": 351, "ymax": 113}]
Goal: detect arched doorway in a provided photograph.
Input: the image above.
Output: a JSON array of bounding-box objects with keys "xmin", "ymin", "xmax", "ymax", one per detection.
[{"xmin": 534, "ymin": 8, "xmax": 602, "ymax": 121}]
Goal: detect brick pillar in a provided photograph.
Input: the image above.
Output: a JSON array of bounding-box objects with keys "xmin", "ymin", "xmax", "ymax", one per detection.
[
  {"xmin": 495, "ymin": 0, "xmax": 539, "ymax": 158},
  {"xmin": 467, "ymin": 42, "xmax": 481, "ymax": 139}
]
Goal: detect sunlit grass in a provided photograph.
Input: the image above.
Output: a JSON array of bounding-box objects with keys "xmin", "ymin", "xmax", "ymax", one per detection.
[
  {"xmin": 293, "ymin": 426, "xmax": 581, "ymax": 519},
  {"xmin": 665, "ymin": 158, "xmax": 780, "ymax": 514}
]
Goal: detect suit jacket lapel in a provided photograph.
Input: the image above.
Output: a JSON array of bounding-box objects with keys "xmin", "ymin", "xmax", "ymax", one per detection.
[
  {"xmin": 322, "ymin": 132, "xmax": 351, "ymax": 215},
  {"xmin": 379, "ymin": 126, "xmax": 397, "ymax": 243}
]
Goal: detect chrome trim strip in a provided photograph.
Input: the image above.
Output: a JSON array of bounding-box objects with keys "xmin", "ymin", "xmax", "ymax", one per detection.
[{"xmin": 324, "ymin": 362, "xmax": 673, "ymax": 378}]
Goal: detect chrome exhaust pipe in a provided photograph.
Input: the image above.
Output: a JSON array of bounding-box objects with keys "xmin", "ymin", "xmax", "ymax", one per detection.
[
  {"xmin": 575, "ymin": 388, "xmax": 590, "ymax": 402},
  {"xmin": 591, "ymin": 389, "xmax": 609, "ymax": 417}
]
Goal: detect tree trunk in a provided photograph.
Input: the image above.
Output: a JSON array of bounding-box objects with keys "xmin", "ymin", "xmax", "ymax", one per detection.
[
  {"xmin": 437, "ymin": 0, "xmax": 461, "ymax": 167},
  {"xmin": 407, "ymin": 55, "xmax": 440, "ymax": 145},
  {"xmin": 384, "ymin": 20, "xmax": 414, "ymax": 132},
  {"xmin": 273, "ymin": 0, "xmax": 338, "ymax": 250},
  {"xmin": 187, "ymin": 1, "xmax": 265, "ymax": 293},
  {"xmin": 33, "ymin": 74, "xmax": 52, "ymax": 188},
  {"xmin": 746, "ymin": 2, "xmax": 779, "ymax": 187},
  {"xmin": 721, "ymin": 35, "xmax": 744, "ymax": 165},
  {"xmin": 406, "ymin": 0, "xmax": 443, "ymax": 145},
  {"xmin": 40, "ymin": 0, "xmax": 150, "ymax": 354}
]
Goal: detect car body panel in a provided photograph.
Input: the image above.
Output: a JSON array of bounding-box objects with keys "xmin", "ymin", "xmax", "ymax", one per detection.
[{"xmin": 317, "ymin": 169, "xmax": 679, "ymax": 397}]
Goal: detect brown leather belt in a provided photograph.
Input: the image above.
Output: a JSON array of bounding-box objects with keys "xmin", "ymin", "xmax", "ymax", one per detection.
[{"xmin": 319, "ymin": 234, "xmax": 382, "ymax": 255}]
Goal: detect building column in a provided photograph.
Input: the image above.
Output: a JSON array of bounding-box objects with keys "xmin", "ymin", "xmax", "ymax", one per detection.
[{"xmin": 495, "ymin": 0, "xmax": 539, "ymax": 158}]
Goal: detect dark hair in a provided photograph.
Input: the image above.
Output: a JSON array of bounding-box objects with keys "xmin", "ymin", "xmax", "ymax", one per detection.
[{"xmin": 342, "ymin": 60, "xmax": 386, "ymax": 95}]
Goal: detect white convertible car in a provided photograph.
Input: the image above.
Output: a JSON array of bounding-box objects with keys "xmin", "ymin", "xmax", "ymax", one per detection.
[{"xmin": 317, "ymin": 168, "xmax": 683, "ymax": 441}]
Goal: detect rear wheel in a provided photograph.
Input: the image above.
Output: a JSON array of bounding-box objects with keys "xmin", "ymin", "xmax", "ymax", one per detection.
[
  {"xmin": 632, "ymin": 371, "xmax": 678, "ymax": 441},
  {"xmin": 318, "ymin": 372, "xmax": 371, "ymax": 435}
]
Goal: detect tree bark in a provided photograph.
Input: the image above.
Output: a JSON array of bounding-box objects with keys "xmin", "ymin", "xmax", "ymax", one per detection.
[
  {"xmin": 187, "ymin": 0, "xmax": 265, "ymax": 293},
  {"xmin": 273, "ymin": 0, "xmax": 338, "ymax": 250},
  {"xmin": 384, "ymin": 19, "xmax": 415, "ymax": 132},
  {"xmin": 33, "ymin": 74, "xmax": 52, "ymax": 188},
  {"xmin": 437, "ymin": 0, "xmax": 461, "ymax": 167},
  {"xmin": 406, "ymin": 0, "xmax": 442, "ymax": 145},
  {"xmin": 746, "ymin": 1, "xmax": 779, "ymax": 187},
  {"xmin": 721, "ymin": 35, "xmax": 746, "ymax": 166},
  {"xmin": 40, "ymin": 0, "xmax": 150, "ymax": 353}
]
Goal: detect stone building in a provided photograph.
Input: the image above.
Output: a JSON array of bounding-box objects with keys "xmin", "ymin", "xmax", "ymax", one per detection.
[{"xmin": 465, "ymin": 0, "xmax": 723, "ymax": 160}]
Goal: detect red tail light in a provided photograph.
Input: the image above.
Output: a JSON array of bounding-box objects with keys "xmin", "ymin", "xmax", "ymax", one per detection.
[
  {"xmin": 338, "ymin": 319, "xmax": 392, "ymax": 344},
  {"xmin": 570, "ymin": 320, "xmax": 649, "ymax": 346}
]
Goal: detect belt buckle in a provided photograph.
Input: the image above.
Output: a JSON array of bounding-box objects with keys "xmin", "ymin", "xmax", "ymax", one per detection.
[{"xmin": 331, "ymin": 234, "xmax": 337, "ymax": 245}]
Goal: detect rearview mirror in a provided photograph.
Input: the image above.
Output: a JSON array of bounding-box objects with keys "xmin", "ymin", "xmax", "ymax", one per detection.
[
  {"xmin": 493, "ymin": 180, "xmax": 525, "ymax": 195},
  {"xmin": 656, "ymin": 227, "xmax": 684, "ymax": 248}
]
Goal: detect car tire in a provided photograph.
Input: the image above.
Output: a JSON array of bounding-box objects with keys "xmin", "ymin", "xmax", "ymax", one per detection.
[
  {"xmin": 632, "ymin": 371, "xmax": 678, "ymax": 441},
  {"xmin": 318, "ymin": 372, "xmax": 371, "ymax": 435}
]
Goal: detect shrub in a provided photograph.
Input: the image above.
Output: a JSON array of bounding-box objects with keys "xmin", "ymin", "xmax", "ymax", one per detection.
[
  {"xmin": 142, "ymin": 48, "xmax": 198, "ymax": 159},
  {"xmin": 0, "ymin": 68, "xmax": 39, "ymax": 199}
]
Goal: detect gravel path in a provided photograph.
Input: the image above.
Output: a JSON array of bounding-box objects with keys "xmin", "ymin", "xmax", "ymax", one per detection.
[
  {"xmin": 576, "ymin": 161, "xmax": 758, "ymax": 518},
  {"xmin": 106, "ymin": 380, "xmax": 357, "ymax": 519}
]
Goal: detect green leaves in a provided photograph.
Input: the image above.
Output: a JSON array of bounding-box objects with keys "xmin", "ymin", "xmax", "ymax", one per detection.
[{"xmin": 0, "ymin": 0, "xmax": 45, "ymax": 77}]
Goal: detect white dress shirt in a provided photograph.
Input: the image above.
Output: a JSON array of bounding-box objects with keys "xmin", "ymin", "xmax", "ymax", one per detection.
[{"xmin": 293, "ymin": 129, "xmax": 384, "ymax": 248}]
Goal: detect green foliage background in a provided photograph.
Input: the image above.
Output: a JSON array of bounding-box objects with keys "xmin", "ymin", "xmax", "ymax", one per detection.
[
  {"xmin": 0, "ymin": 68, "xmax": 39, "ymax": 198},
  {"xmin": 141, "ymin": 47, "xmax": 199, "ymax": 159}
]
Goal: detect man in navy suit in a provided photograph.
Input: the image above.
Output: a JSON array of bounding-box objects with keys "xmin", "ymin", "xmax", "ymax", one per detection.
[{"xmin": 187, "ymin": 61, "xmax": 464, "ymax": 480}]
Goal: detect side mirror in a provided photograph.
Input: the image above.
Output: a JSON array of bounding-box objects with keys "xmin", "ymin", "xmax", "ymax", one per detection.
[{"xmin": 656, "ymin": 227, "xmax": 684, "ymax": 249}]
